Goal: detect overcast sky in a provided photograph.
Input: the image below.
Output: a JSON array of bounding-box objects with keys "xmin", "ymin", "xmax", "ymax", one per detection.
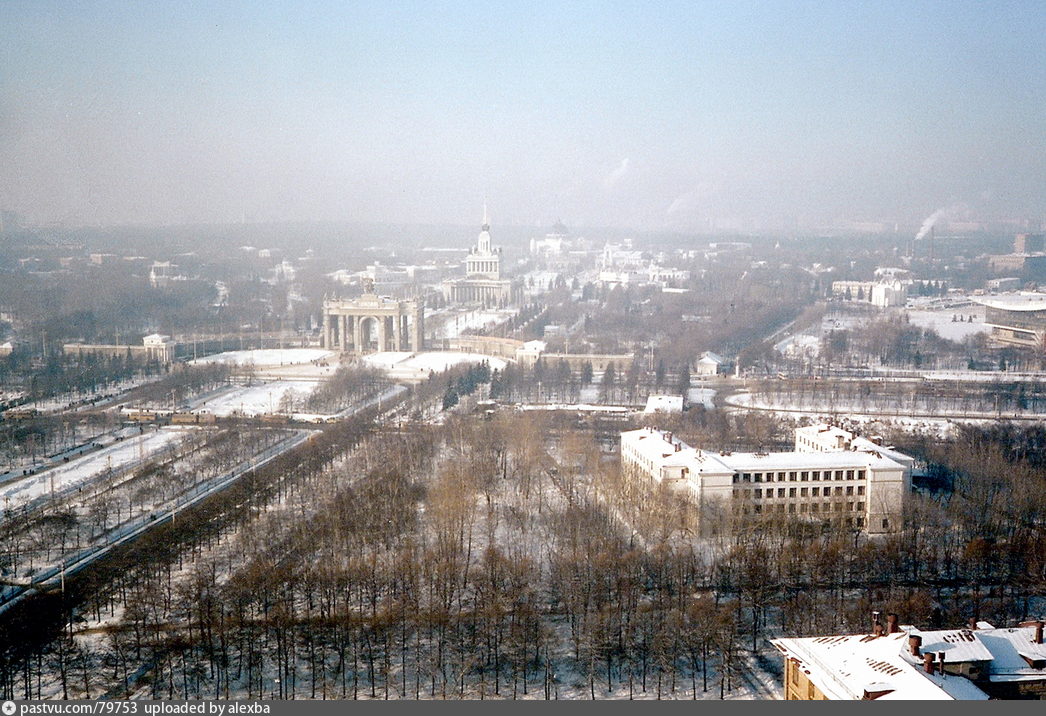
[{"xmin": 1, "ymin": 1, "xmax": 1044, "ymax": 231}]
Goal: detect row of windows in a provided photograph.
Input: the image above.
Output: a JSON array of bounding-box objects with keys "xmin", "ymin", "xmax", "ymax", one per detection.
[
  {"xmin": 738, "ymin": 485, "xmax": 866, "ymax": 499},
  {"xmin": 740, "ymin": 502, "xmax": 865, "ymax": 518},
  {"xmin": 733, "ymin": 469, "xmax": 865, "ymax": 484}
]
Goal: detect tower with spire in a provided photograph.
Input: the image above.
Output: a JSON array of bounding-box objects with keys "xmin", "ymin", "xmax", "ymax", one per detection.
[
  {"xmin": 467, "ymin": 203, "xmax": 501, "ymax": 280},
  {"xmin": 442, "ymin": 203, "xmax": 516, "ymax": 307}
]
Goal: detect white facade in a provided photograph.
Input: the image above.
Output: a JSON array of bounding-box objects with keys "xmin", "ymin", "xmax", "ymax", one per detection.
[
  {"xmin": 442, "ymin": 206, "xmax": 514, "ymax": 305},
  {"xmin": 695, "ymin": 351, "xmax": 723, "ymax": 376},
  {"xmin": 621, "ymin": 425, "xmax": 911, "ymax": 534},
  {"xmin": 142, "ymin": 334, "xmax": 176, "ymax": 363}
]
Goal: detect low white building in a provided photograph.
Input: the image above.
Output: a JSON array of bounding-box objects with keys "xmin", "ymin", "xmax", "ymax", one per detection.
[
  {"xmin": 695, "ymin": 351, "xmax": 724, "ymax": 376},
  {"xmin": 620, "ymin": 424, "xmax": 911, "ymax": 534},
  {"xmin": 142, "ymin": 334, "xmax": 176, "ymax": 363}
]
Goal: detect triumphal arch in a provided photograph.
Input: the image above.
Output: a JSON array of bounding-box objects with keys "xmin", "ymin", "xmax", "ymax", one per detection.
[{"xmin": 322, "ymin": 280, "xmax": 425, "ymax": 354}]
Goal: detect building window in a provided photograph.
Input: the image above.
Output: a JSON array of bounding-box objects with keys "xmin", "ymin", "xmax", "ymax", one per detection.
[
  {"xmin": 789, "ymin": 487, "xmax": 797, "ymax": 497},
  {"xmin": 811, "ymin": 504, "xmax": 819, "ymax": 513},
  {"xmin": 846, "ymin": 486, "xmax": 854, "ymax": 496},
  {"xmin": 789, "ymin": 471, "xmax": 797, "ymax": 481},
  {"xmin": 754, "ymin": 489, "xmax": 762, "ymax": 498},
  {"xmin": 788, "ymin": 503, "xmax": 796, "ymax": 513},
  {"xmin": 857, "ymin": 502, "xmax": 864, "ymax": 511},
  {"xmin": 856, "ymin": 517, "xmax": 864, "ymax": 527},
  {"xmin": 801, "ymin": 471, "xmax": 809, "ymax": 481},
  {"xmin": 881, "ymin": 518, "xmax": 889, "ymax": 529},
  {"xmin": 834, "ymin": 503, "xmax": 843, "ymax": 512},
  {"xmin": 754, "ymin": 472, "xmax": 762, "ymax": 482},
  {"xmin": 800, "ymin": 487, "xmax": 808, "ymax": 497},
  {"xmin": 835, "ymin": 486, "xmax": 843, "ymax": 496},
  {"xmin": 846, "ymin": 470, "xmax": 854, "ymax": 480},
  {"xmin": 777, "ymin": 488, "xmax": 785, "ymax": 498},
  {"xmin": 812, "ymin": 471, "xmax": 820, "ymax": 481},
  {"xmin": 847, "ymin": 502, "xmax": 854, "ymax": 511},
  {"xmin": 858, "ymin": 486, "xmax": 865, "ymax": 496},
  {"xmin": 811, "ymin": 487, "xmax": 819, "ymax": 496},
  {"xmin": 732, "ymin": 474, "xmax": 739, "ymax": 484},
  {"xmin": 858, "ymin": 470, "xmax": 866, "ymax": 479},
  {"xmin": 754, "ymin": 504, "xmax": 762, "ymax": 514},
  {"xmin": 835, "ymin": 470, "xmax": 844, "ymax": 480},
  {"xmin": 742, "ymin": 473, "xmax": 750, "ymax": 482},
  {"xmin": 800, "ymin": 504, "xmax": 808, "ymax": 513},
  {"xmin": 778, "ymin": 472, "xmax": 787, "ymax": 481}
]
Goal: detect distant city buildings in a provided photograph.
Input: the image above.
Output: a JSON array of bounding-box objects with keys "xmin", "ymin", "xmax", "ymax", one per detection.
[{"xmin": 987, "ymin": 233, "xmax": 1046, "ymax": 282}]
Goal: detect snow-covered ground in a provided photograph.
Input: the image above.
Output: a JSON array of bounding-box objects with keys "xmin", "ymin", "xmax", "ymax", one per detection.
[
  {"xmin": 906, "ymin": 305, "xmax": 987, "ymax": 342},
  {"xmin": 19, "ymin": 375, "xmax": 161, "ymax": 414},
  {"xmin": 190, "ymin": 348, "xmax": 340, "ymax": 381},
  {"xmin": 431, "ymin": 308, "xmax": 517, "ymax": 339},
  {"xmin": 194, "ymin": 380, "xmax": 320, "ymax": 417},
  {"xmin": 191, "ymin": 348, "xmax": 334, "ymax": 368},
  {"xmin": 363, "ymin": 351, "xmax": 507, "ymax": 382},
  {"xmin": 518, "ymin": 403, "xmax": 632, "ymax": 413},
  {"xmin": 724, "ymin": 391, "xmax": 1023, "ymax": 437},
  {"xmin": 688, "ymin": 387, "xmax": 717, "ymax": 409},
  {"xmin": 0, "ymin": 427, "xmax": 189, "ymax": 512}
]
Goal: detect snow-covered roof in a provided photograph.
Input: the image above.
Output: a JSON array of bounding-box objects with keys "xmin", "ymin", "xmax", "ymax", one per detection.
[
  {"xmin": 717, "ymin": 450, "xmax": 904, "ymax": 472},
  {"xmin": 773, "ymin": 631, "xmax": 989, "ymax": 700},
  {"xmin": 973, "ymin": 293, "xmax": 1046, "ymax": 312},
  {"xmin": 976, "ymin": 626, "xmax": 1046, "ymax": 682},
  {"xmin": 699, "ymin": 351, "xmax": 724, "ymax": 364}
]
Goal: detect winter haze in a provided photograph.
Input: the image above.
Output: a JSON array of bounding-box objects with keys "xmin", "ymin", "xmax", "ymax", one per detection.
[{"xmin": 1, "ymin": 1, "xmax": 1045, "ymax": 231}]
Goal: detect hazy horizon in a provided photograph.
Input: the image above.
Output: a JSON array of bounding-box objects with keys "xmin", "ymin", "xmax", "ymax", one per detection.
[{"xmin": 2, "ymin": 1, "xmax": 1044, "ymax": 232}]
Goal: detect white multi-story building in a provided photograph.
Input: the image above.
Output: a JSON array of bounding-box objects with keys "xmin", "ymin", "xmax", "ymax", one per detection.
[{"xmin": 620, "ymin": 424, "xmax": 911, "ymax": 534}]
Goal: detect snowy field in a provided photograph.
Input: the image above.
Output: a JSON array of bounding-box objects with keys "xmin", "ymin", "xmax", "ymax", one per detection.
[
  {"xmin": 431, "ymin": 308, "xmax": 517, "ymax": 339},
  {"xmin": 688, "ymin": 387, "xmax": 717, "ymax": 409},
  {"xmin": 724, "ymin": 391, "xmax": 1024, "ymax": 438},
  {"xmin": 19, "ymin": 375, "xmax": 161, "ymax": 414},
  {"xmin": 363, "ymin": 351, "xmax": 507, "ymax": 382},
  {"xmin": 191, "ymin": 348, "xmax": 334, "ymax": 368},
  {"xmin": 195, "ymin": 380, "xmax": 320, "ymax": 417},
  {"xmin": 0, "ymin": 427, "xmax": 189, "ymax": 512},
  {"xmin": 906, "ymin": 305, "xmax": 987, "ymax": 342}
]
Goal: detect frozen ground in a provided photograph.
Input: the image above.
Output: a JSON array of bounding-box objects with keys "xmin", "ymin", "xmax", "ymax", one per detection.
[
  {"xmin": 431, "ymin": 308, "xmax": 518, "ymax": 339},
  {"xmin": 688, "ymin": 387, "xmax": 717, "ymax": 409},
  {"xmin": 363, "ymin": 351, "xmax": 507, "ymax": 382},
  {"xmin": 0, "ymin": 427, "xmax": 190, "ymax": 512},
  {"xmin": 519, "ymin": 403, "xmax": 632, "ymax": 413},
  {"xmin": 906, "ymin": 305, "xmax": 987, "ymax": 342},
  {"xmin": 724, "ymin": 391, "xmax": 1018, "ymax": 438},
  {"xmin": 190, "ymin": 348, "xmax": 335, "ymax": 367},
  {"xmin": 195, "ymin": 380, "xmax": 321, "ymax": 417}
]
